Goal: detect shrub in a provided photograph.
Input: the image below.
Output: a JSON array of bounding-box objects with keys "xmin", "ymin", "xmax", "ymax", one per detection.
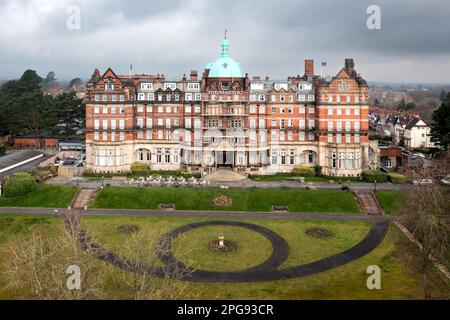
[
  {"xmin": 388, "ymin": 173, "xmax": 409, "ymax": 184},
  {"xmin": 130, "ymin": 162, "xmax": 149, "ymax": 175},
  {"xmin": 362, "ymin": 170, "xmax": 388, "ymax": 183},
  {"xmin": 179, "ymin": 171, "xmax": 201, "ymax": 179},
  {"xmin": 293, "ymin": 165, "xmax": 315, "ymax": 177},
  {"xmin": 82, "ymin": 170, "xmax": 131, "ymax": 178},
  {"xmin": 0, "ymin": 139, "xmax": 5, "ymax": 156},
  {"xmin": 3, "ymin": 172, "xmax": 37, "ymax": 197},
  {"xmin": 314, "ymin": 165, "xmax": 322, "ymax": 177}
]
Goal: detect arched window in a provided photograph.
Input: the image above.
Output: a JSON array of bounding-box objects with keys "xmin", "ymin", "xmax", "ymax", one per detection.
[
  {"xmin": 302, "ymin": 150, "xmax": 317, "ymax": 164},
  {"xmin": 136, "ymin": 148, "xmax": 151, "ymax": 163}
]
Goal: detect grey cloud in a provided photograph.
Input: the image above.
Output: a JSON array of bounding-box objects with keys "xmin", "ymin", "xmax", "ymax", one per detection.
[{"xmin": 0, "ymin": 0, "xmax": 449, "ymax": 83}]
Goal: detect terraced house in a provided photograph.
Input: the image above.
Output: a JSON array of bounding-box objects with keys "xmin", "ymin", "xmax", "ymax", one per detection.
[{"xmin": 85, "ymin": 35, "xmax": 378, "ymax": 176}]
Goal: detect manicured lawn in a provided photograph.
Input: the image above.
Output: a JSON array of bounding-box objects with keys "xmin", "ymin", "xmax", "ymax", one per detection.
[
  {"xmin": 80, "ymin": 215, "xmax": 450, "ymax": 299},
  {"xmin": 1, "ymin": 214, "xmax": 448, "ymax": 299},
  {"xmin": 376, "ymin": 191, "xmax": 406, "ymax": 215},
  {"xmin": 91, "ymin": 187, "xmax": 362, "ymax": 214},
  {"xmin": 0, "ymin": 185, "xmax": 77, "ymax": 208}
]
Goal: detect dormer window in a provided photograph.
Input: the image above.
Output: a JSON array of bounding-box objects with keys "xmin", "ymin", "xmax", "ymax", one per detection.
[
  {"xmin": 164, "ymin": 83, "xmax": 176, "ymax": 90},
  {"xmin": 187, "ymin": 83, "xmax": 200, "ymax": 89},
  {"xmin": 298, "ymin": 83, "xmax": 312, "ymax": 91},
  {"xmin": 221, "ymin": 82, "xmax": 229, "ymax": 91},
  {"xmin": 141, "ymin": 83, "xmax": 153, "ymax": 90}
]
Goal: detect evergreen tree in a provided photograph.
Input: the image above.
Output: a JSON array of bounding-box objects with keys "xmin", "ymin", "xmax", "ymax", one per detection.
[
  {"xmin": 42, "ymin": 71, "xmax": 59, "ymax": 89},
  {"xmin": 439, "ymin": 90, "xmax": 447, "ymax": 102},
  {"xmin": 53, "ymin": 92, "xmax": 86, "ymax": 140},
  {"xmin": 430, "ymin": 92, "xmax": 450, "ymax": 149}
]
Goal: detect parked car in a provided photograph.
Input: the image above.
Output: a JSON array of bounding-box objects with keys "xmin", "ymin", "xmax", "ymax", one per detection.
[
  {"xmin": 413, "ymin": 179, "xmax": 433, "ymax": 186},
  {"xmin": 440, "ymin": 175, "xmax": 450, "ymax": 186}
]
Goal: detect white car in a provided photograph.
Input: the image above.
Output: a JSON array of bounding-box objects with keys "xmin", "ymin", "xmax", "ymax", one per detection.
[
  {"xmin": 440, "ymin": 175, "xmax": 450, "ymax": 185},
  {"xmin": 413, "ymin": 179, "xmax": 433, "ymax": 186}
]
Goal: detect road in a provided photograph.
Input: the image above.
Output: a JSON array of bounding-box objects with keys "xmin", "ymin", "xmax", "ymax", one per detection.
[{"xmin": 0, "ymin": 206, "xmax": 397, "ymax": 222}]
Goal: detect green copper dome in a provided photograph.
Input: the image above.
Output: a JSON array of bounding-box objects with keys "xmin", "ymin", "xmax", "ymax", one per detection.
[{"xmin": 207, "ymin": 36, "xmax": 243, "ymax": 78}]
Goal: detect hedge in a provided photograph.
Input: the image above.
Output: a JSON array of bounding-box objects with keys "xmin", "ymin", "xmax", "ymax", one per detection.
[
  {"xmin": 3, "ymin": 172, "xmax": 37, "ymax": 197},
  {"xmin": 0, "ymin": 139, "xmax": 5, "ymax": 156},
  {"xmin": 362, "ymin": 170, "xmax": 388, "ymax": 183},
  {"xmin": 293, "ymin": 165, "xmax": 315, "ymax": 177},
  {"xmin": 130, "ymin": 162, "xmax": 149, "ymax": 175},
  {"xmin": 388, "ymin": 173, "xmax": 409, "ymax": 184}
]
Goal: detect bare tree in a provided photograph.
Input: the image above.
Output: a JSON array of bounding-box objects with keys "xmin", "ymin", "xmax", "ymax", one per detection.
[
  {"xmin": 3, "ymin": 212, "xmax": 199, "ymax": 300},
  {"xmin": 400, "ymin": 151, "xmax": 450, "ymax": 299},
  {"xmin": 114, "ymin": 231, "xmax": 198, "ymax": 300},
  {"xmin": 3, "ymin": 223, "xmax": 104, "ymax": 299}
]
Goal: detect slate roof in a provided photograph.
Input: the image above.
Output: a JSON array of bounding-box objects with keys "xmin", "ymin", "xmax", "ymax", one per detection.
[
  {"xmin": 0, "ymin": 150, "xmax": 43, "ymax": 171},
  {"xmin": 405, "ymin": 118, "xmax": 421, "ymax": 130}
]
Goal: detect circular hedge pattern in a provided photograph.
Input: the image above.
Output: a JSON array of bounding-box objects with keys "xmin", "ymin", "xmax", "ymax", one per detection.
[
  {"xmin": 305, "ymin": 227, "xmax": 332, "ymax": 238},
  {"xmin": 117, "ymin": 225, "xmax": 140, "ymax": 234}
]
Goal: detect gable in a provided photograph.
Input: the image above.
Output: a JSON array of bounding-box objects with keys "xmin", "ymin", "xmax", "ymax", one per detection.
[
  {"xmin": 101, "ymin": 68, "xmax": 118, "ymax": 79},
  {"xmin": 335, "ymin": 68, "xmax": 351, "ymax": 79}
]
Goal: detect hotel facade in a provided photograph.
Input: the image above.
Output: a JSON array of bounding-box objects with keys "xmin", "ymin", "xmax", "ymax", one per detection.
[{"xmin": 85, "ymin": 36, "xmax": 379, "ymax": 176}]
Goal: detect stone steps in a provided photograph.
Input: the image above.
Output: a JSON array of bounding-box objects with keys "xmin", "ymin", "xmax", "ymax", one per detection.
[
  {"xmin": 355, "ymin": 191, "xmax": 383, "ymax": 215},
  {"xmin": 72, "ymin": 188, "xmax": 96, "ymax": 209}
]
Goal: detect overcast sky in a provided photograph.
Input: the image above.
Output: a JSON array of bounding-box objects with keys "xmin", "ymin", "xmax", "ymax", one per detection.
[{"xmin": 1, "ymin": 0, "xmax": 450, "ymax": 83}]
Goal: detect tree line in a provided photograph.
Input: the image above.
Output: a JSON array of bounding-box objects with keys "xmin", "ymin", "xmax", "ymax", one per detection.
[{"xmin": 0, "ymin": 70, "xmax": 85, "ymax": 141}]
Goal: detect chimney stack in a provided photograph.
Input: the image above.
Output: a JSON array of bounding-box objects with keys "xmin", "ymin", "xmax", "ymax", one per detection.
[
  {"xmin": 345, "ymin": 58, "xmax": 354, "ymax": 75},
  {"xmin": 190, "ymin": 70, "xmax": 198, "ymax": 81},
  {"xmin": 305, "ymin": 59, "xmax": 314, "ymax": 77}
]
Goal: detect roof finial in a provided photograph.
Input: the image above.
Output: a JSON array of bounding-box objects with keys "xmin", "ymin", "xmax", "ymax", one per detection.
[{"xmin": 224, "ymin": 29, "xmax": 228, "ymax": 39}]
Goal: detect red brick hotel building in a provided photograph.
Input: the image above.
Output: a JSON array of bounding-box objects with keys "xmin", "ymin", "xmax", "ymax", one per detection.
[{"xmin": 85, "ymin": 36, "xmax": 378, "ymax": 176}]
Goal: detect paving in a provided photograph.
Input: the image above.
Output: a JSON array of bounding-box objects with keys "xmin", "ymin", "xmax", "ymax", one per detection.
[
  {"xmin": 204, "ymin": 168, "xmax": 247, "ymax": 182},
  {"xmin": 355, "ymin": 191, "xmax": 384, "ymax": 215},
  {"xmin": 47, "ymin": 176, "xmax": 412, "ymax": 192},
  {"xmin": 0, "ymin": 206, "xmax": 397, "ymax": 222},
  {"xmin": 71, "ymin": 188, "xmax": 96, "ymax": 209}
]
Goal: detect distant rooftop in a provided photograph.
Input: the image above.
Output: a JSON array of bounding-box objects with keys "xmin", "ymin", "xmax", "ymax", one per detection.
[{"xmin": 0, "ymin": 150, "xmax": 44, "ymax": 177}]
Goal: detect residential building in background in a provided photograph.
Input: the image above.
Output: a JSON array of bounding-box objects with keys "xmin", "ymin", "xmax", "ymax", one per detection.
[
  {"xmin": 84, "ymin": 36, "xmax": 377, "ymax": 176},
  {"xmin": 404, "ymin": 118, "xmax": 435, "ymax": 149}
]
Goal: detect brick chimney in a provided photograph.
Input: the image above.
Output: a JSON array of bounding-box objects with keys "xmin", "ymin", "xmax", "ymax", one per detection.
[
  {"xmin": 345, "ymin": 58, "xmax": 354, "ymax": 75},
  {"xmin": 190, "ymin": 70, "xmax": 198, "ymax": 81},
  {"xmin": 305, "ymin": 59, "xmax": 314, "ymax": 77}
]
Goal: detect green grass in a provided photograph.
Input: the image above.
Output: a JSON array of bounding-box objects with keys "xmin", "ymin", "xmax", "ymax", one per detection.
[
  {"xmin": 376, "ymin": 191, "xmax": 406, "ymax": 215},
  {"xmin": 91, "ymin": 187, "xmax": 362, "ymax": 214},
  {"xmin": 0, "ymin": 214, "xmax": 62, "ymax": 299},
  {"xmin": 0, "ymin": 214, "xmax": 448, "ymax": 299},
  {"xmin": 82, "ymin": 216, "xmax": 449, "ymax": 299},
  {"xmin": 0, "ymin": 185, "xmax": 77, "ymax": 208},
  {"xmin": 172, "ymin": 225, "xmax": 273, "ymax": 272}
]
